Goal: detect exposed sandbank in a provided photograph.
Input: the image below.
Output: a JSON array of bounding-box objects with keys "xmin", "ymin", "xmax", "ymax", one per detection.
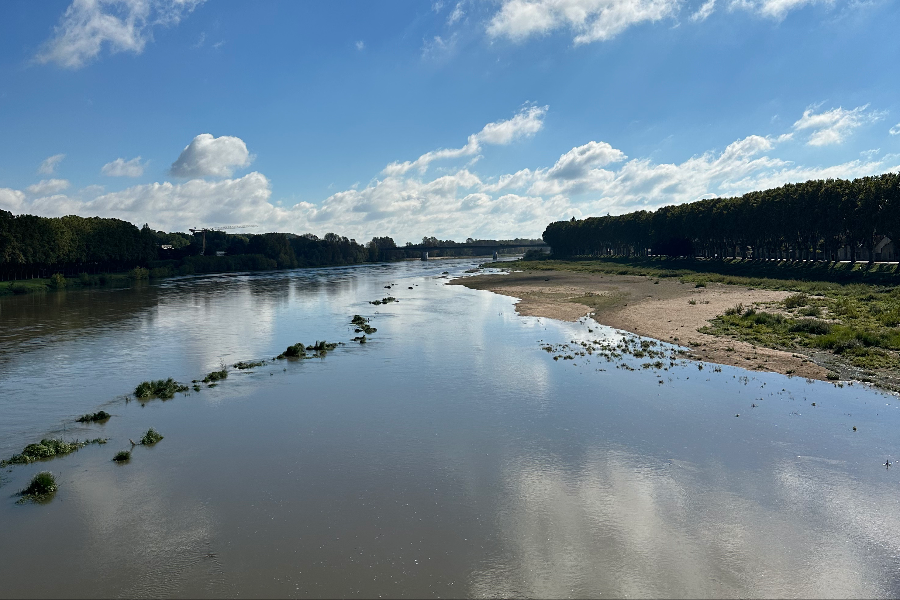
[{"xmin": 451, "ymin": 270, "xmax": 830, "ymax": 381}]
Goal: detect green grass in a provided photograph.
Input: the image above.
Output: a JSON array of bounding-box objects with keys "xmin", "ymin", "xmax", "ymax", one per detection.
[
  {"xmin": 18, "ymin": 471, "xmax": 58, "ymax": 502},
  {"xmin": 0, "ymin": 437, "xmax": 107, "ymax": 468},
  {"xmin": 202, "ymin": 367, "xmax": 228, "ymax": 383},
  {"xmin": 76, "ymin": 410, "xmax": 111, "ymax": 423},
  {"xmin": 233, "ymin": 360, "xmax": 267, "ymax": 370},
  {"xmin": 139, "ymin": 428, "xmax": 164, "ymax": 445},
  {"xmin": 134, "ymin": 378, "xmax": 189, "ymax": 399}
]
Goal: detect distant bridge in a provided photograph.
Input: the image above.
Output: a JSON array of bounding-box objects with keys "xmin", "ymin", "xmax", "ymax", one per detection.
[{"xmin": 408, "ymin": 242, "xmax": 549, "ymax": 253}]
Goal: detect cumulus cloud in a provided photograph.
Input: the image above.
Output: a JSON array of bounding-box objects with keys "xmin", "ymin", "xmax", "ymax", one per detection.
[
  {"xmin": 7, "ymin": 105, "xmax": 898, "ymax": 243},
  {"xmin": 38, "ymin": 154, "xmax": 66, "ymax": 175},
  {"xmin": 26, "ymin": 179, "xmax": 71, "ymax": 196},
  {"xmin": 487, "ymin": 0, "xmax": 679, "ymax": 44},
  {"xmin": 35, "ymin": 0, "xmax": 204, "ymax": 69},
  {"xmin": 0, "ymin": 188, "xmax": 26, "ymax": 212},
  {"xmin": 101, "ymin": 156, "xmax": 146, "ymax": 177},
  {"xmin": 792, "ymin": 104, "xmax": 884, "ymax": 146},
  {"xmin": 170, "ymin": 134, "xmax": 253, "ymax": 178}
]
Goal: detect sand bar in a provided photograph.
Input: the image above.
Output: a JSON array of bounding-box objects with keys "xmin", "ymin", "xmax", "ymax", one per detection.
[{"xmin": 452, "ymin": 269, "xmax": 831, "ymax": 380}]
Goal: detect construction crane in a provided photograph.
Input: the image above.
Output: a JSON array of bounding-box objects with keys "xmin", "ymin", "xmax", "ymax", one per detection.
[{"xmin": 189, "ymin": 225, "xmax": 257, "ymax": 255}]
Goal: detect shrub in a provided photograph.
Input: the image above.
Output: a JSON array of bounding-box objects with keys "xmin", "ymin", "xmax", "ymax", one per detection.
[
  {"xmin": 277, "ymin": 343, "xmax": 306, "ymax": 359},
  {"xmin": 130, "ymin": 267, "xmax": 149, "ymax": 281},
  {"xmin": 113, "ymin": 450, "xmax": 131, "ymax": 462},
  {"xmin": 49, "ymin": 273, "xmax": 66, "ymax": 289},
  {"xmin": 724, "ymin": 303, "xmax": 744, "ymax": 316},
  {"xmin": 783, "ymin": 293, "xmax": 808, "ymax": 309},
  {"xmin": 76, "ymin": 411, "xmax": 111, "ymax": 423},
  {"xmin": 202, "ymin": 367, "xmax": 228, "ymax": 383},
  {"xmin": 134, "ymin": 378, "xmax": 189, "ymax": 400},
  {"xmin": 139, "ymin": 428, "xmax": 163, "ymax": 445},
  {"xmin": 21, "ymin": 471, "xmax": 57, "ymax": 497}
]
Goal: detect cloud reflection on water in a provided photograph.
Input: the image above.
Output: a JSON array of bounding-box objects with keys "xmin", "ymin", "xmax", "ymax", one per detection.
[{"xmin": 471, "ymin": 447, "xmax": 898, "ymax": 598}]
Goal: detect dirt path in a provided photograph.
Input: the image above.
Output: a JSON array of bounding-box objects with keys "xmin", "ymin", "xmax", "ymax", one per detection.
[{"xmin": 452, "ymin": 270, "xmax": 830, "ymax": 380}]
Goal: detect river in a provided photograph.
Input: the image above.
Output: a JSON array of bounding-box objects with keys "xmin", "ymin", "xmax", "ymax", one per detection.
[{"xmin": 1, "ymin": 258, "xmax": 899, "ymax": 598}]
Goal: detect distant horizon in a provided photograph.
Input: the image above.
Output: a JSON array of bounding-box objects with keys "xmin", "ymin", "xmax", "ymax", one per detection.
[{"xmin": 1, "ymin": 0, "xmax": 898, "ymax": 242}]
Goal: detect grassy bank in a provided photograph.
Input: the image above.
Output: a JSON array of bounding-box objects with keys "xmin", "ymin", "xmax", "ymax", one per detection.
[{"xmin": 499, "ymin": 256, "xmax": 900, "ymax": 390}]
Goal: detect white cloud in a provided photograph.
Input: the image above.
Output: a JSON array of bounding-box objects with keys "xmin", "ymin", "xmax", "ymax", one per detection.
[
  {"xmin": 792, "ymin": 104, "xmax": 884, "ymax": 146},
  {"xmin": 691, "ymin": 0, "xmax": 718, "ymax": 21},
  {"xmin": 38, "ymin": 154, "xmax": 66, "ymax": 175},
  {"xmin": 448, "ymin": 2, "xmax": 466, "ymax": 24},
  {"xmin": 487, "ymin": 0, "xmax": 679, "ymax": 44},
  {"xmin": 421, "ymin": 34, "xmax": 459, "ymax": 61},
  {"xmin": 547, "ymin": 141, "xmax": 627, "ymax": 179},
  {"xmin": 170, "ymin": 134, "xmax": 253, "ymax": 178},
  {"xmin": 26, "ymin": 179, "xmax": 71, "ymax": 196},
  {"xmin": 355, "ymin": 40, "xmax": 365, "ymax": 51},
  {"xmin": 35, "ymin": 0, "xmax": 204, "ymax": 69},
  {"xmin": 101, "ymin": 156, "xmax": 146, "ymax": 177},
  {"xmin": 7, "ymin": 105, "xmax": 898, "ymax": 243},
  {"xmin": 730, "ymin": 0, "xmax": 832, "ymax": 20},
  {"xmin": 0, "ymin": 188, "xmax": 26, "ymax": 212},
  {"xmin": 384, "ymin": 106, "xmax": 547, "ymax": 176},
  {"xmin": 890, "ymin": 123, "xmax": 900, "ymax": 136}
]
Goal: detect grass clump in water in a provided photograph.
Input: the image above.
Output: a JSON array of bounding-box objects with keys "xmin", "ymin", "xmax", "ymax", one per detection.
[
  {"xmin": 76, "ymin": 410, "xmax": 111, "ymax": 423},
  {"xmin": 277, "ymin": 342, "xmax": 307, "ymax": 359},
  {"xmin": 233, "ymin": 360, "xmax": 267, "ymax": 370},
  {"xmin": 369, "ymin": 297, "xmax": 397, "ymax": 306},
  {"xmin": 308, "ymin": 340, "xmax": 339, "ymax": 356},
  {"xmin": 352, "ymin": 335, "xmax": 367, "ymax": 343},
  {"xmin": 202, "ymin": 366, "xmax": 228, "ymax": 383},
  {"xmin": 18, "ymin": 471, "xmax": 58, "ymax": 502},
  {"xmin": 139, "ymin": 428, "xmax": 164, "ymax": 445},
  {"xmin": 134, "ymin": 378, "xmax": 189, "ymax": 400},
  {"xmin": 1, "ymin": 437, "xmax": 109, "ymax": 468},
  {"xmin": 351, "ymin": 315, "xmax": 376, "ymax": 334},
  {"xmin": 113, "ymin": 450, "xmax": 131, "ymax": 462}
]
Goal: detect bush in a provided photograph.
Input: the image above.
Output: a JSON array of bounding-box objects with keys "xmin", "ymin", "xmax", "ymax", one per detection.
[
  {"xmin": 76, "ymin": 411, "xmax": 111, "ymax": 423},
  {"xmin": 134, "ymin": 378, "xmax": 189, "ymax": 400},
  {"xmin": 277, "ymin": 343, "xmax": 306, "ymax": 359},
  {"xmin": 113, "ymin": 450, "xmax": 131, "ymax": 462},
  {"xmin": 139, "ymin": 428, "xmax": 164, "ymax": 445},
  {"xmin": 783, "ymin": 293, "xmax": 808, "ymax": 309},
  {"xmin": 20, "ymin": 471, "xmax": 57, "ymax": 497},
  {"xmin": 130, "ymin": 267, "xmax": 149, "ymax": 281},
  {"xmin": 49, "ymin": 273, "xmax": 66, "ymax": 289}
]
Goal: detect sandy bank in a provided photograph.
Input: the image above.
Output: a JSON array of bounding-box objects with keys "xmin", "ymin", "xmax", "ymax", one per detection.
[{"xmin": 451, "ymin": 270, "xmax": 830, "ymax": 381}]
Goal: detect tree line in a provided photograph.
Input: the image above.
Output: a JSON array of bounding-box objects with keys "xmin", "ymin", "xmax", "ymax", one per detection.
[
  {"xmin": 0, "ymin": 209, "xmax": 540, "ymax": 280},
  {"xmin": 542, "ymin": 173, "xmax": 900, "ymax": 262}
]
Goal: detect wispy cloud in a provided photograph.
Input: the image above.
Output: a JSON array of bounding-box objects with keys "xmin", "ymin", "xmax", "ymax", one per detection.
[
  {"xmin": 486, "ymin": 0, "xmax": 679, "ymax": 44},
  {"xmin": 38, "ymin": 153, "xmax": 66, "ymax": 175},
  {"xmin": 35, "ymin": 0, "xmax": 205, "ymax": 69},
  {"xmin": 26, "ymin": 179, "xmax": 71, "ymax": 196},
  {"xmin": 792, "ymin": 104, "xmax": 884, "ymax": 146}
]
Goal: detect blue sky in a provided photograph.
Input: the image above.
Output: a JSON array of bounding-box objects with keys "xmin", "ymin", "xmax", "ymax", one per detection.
[{"xmin": 1, "ymin": 0, "xmax": 898, "ymax": 243}]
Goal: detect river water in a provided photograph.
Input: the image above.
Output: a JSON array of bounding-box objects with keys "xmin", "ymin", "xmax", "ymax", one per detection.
[{"xmin": 1, "ymin": 258, "xmax": 899, "ymax": 598}]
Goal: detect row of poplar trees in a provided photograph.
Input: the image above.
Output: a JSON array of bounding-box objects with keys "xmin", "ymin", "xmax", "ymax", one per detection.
[{"xmin": 543, "ymin": 173, "xmax": 900, "ymax": 262}]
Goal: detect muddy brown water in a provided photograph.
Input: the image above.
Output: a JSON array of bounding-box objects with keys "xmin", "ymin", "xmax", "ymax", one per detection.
[{"xmin": 1, "ymin": 259, "xmax": 899, "ymax": 598}]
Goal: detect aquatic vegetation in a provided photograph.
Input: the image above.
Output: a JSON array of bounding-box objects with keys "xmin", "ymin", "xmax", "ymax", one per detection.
[
  {"xmin": 308, "ymin": 340, "xmax": 339, "ymax": 356},
  {"xmin": 18, "ymin": 471, "xmax": 57, "ymax": 502},
  {"xmin": 202, "ymin": 367, "xmax": 228, "ymax": 383},
  {"xmin": 351, "ymin": 314, "xmax": 377, "ymax": 334},
  {"xmin": 76, "ymin": 410, "xmax": 111, "ymax": 423},
  {"xmin": 233, "ymin": 360, "xmax": 267, "ymax": 370},
  {"xmin": 139, "ymin": 428, "xmax": 164, "ymax": 445},
  {"xmin": 369, "ymin": 296, "xmax": 397, "ymax": 305},
  {"xmin": 352, "ymin": 335, "xmax": 367, "ymax": 343},
  {"xmin": 113, "ymin": 450, "xmax": 131, "ymax": 462},
  {"xmin": 134, "ymin": 378, "xmax": 189, "ymax": 400},
  {"xmin": 0, "ymin": 437, "xmax": 107, "ymax": 468},
  {"xmin": 277, "ymin": 342, "xmax": 307, "ymax": 359}
]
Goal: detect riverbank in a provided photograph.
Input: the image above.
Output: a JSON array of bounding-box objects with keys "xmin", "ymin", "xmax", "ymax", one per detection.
[{"xmin": 452, "ymin": 269, "xmax": 835, "ymax": 382}]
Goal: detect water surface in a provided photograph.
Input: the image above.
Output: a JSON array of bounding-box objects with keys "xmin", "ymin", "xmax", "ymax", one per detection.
[{"xmin": 1, "ymin": 259, "xmax": 899, "ymax": 598}]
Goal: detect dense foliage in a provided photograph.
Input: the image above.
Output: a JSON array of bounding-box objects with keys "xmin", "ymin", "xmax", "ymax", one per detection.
[{"xmin": 543, "ymin": 173, "xmax": 900, "ymax": 262}]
